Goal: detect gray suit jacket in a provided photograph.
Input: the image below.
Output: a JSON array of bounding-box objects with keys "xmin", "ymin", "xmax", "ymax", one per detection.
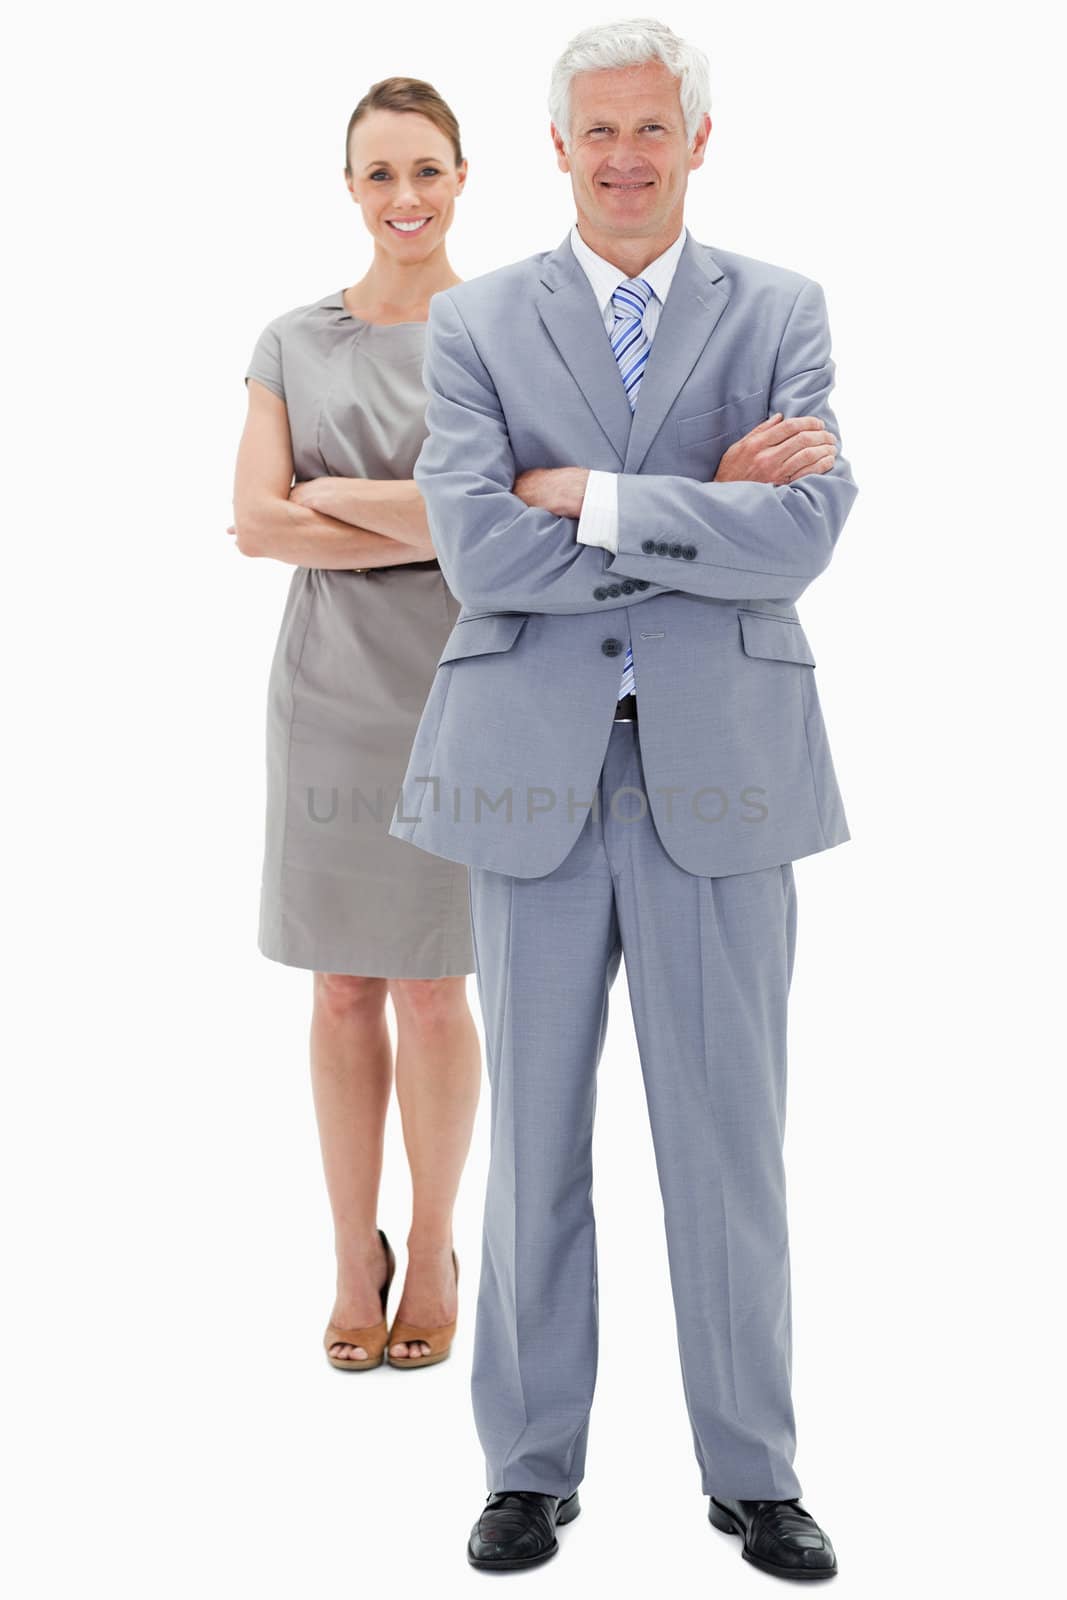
[{"xmin": 388, "ymin": 229, "xmax": 859, "ymax": 878}]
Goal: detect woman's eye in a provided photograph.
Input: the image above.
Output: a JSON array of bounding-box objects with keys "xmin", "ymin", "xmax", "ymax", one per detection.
[
  {"xmin": 419, "ymin": 167, "xmax": 441, "ymax": 178},
  {"xmin": 369, "ymin": 171, "xmax": 391, "ymax": 181}
]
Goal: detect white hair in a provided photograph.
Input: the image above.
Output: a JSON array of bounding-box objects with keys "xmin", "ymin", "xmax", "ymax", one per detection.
[{"xmin": 548, "ymin": 17, "xmax": 711, "ymax": 148}]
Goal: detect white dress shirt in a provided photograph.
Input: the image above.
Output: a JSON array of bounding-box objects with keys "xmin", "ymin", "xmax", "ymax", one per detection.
[{"xmin": 570, "ymin": 222, "xmax": 688, "ymax": 553}]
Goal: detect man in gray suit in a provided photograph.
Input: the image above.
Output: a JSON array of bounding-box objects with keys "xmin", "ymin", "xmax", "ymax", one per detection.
[{"xmin": 389, "ymin": 17, "xmax": 856, "ymax": 1580}]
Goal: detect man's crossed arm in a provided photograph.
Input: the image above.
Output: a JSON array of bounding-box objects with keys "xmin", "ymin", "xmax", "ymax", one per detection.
[{"xmin": 414, "ymin": 280, "xmax": 857, "ymax": 616}]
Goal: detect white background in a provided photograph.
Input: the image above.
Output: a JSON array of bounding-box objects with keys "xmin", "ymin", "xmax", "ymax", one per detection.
[{"xmin": 4, "ymin": 1, "xmax": 1062, "ymax": 1594}]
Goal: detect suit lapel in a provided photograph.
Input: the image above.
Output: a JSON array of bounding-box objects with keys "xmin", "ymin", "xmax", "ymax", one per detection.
[
  {"xmin": 535, "ymin": 236, "xmax": 633, "ymax": 466},
  {"xmin": 623, "ymin": 236, "xmax": 730, "ymax": 474}
]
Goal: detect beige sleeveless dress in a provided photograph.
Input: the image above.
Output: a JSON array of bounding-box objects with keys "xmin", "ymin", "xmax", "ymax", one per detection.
[{"xmin": 244, "ymin": 291, "xmax": 473, "ymax": 977}]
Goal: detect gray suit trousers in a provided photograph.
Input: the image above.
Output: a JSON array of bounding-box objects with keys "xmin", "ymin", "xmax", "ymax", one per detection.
[{"xmin": 468, "ymin": 718, "xmax": 803, "ymax": 1501}]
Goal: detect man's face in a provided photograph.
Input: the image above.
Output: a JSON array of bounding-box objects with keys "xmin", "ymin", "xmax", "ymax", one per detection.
[{"xmin": 552, "ymin": 60, "xmax": 710, "ymax": 242}]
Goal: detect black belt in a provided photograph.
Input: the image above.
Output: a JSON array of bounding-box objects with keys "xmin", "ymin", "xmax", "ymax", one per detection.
[
  {"xmin": 349, "ymin": 558, "xmax": 440, "ymax": 574},
  {"xmin": 614, "ymin": 692, "xmax": 638, "ymax": 722}
]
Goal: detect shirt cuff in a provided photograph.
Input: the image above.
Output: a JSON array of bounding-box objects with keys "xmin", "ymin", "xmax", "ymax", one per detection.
[{"xmin": 575, "ymin": 470, "xmax": 619, "ymax": 552}]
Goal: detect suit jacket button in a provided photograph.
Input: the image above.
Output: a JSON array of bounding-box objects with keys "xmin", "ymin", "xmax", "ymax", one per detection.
[
  {"xmin": 602, "ymin": 638, "xmax": 622, "ymax": 656},
  {"xmin": 641, "ymin": 539, "xmax": 656, "ymax": 553},
  {"xmin": 593, "ymin": 586, "xmax": 607, "ymax": 600},
  {"xmin": 668, "ymin": 542, "xmax": 682, "ymax": 558},
  {"xmin": 620, "ymin": 580, "xmax": 635, "ymax": 594},
  {"xmin": 634, "ymin": 579, "xmax": 650, "ymax": 590},
  {"xmin": 682, "ymin": 545, "xmax": 696, "ymax": 560},
  {"xmin": 608, "ymin": 583, "xmax": 621, "ymax": 597},
  {"xmin": 655, "ymin": 541, "xmax": 669, "ymax": 555}
]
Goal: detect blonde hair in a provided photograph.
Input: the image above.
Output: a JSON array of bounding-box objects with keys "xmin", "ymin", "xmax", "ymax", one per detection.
[{"xmin": 345, "ymin": 76, "xmax": 464, "ymax": 173}]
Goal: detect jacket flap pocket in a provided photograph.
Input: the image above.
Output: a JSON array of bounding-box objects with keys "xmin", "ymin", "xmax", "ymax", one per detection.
[
  {"xmin": 738, "ymin": 610, "xmax": 815, "ymax": 666},
  {"xmin": 678, "ymin": 390, "xmax": 767, "ymax": 447},
  {"xmin": 437, "ymin": 612, "xmax": 529, "ymax": 665}
]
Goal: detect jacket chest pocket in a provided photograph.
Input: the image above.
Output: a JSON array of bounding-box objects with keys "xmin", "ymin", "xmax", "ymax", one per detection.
[{"xmin": 677, "ymin": 389, "xmax": 768, "ymax": 448}]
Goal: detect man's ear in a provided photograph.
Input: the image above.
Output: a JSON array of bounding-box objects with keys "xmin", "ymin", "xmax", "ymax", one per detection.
[
  {"xmin": 550, "ymin": 121, "xmax": 571, "ymax": 173},
  {"xmin": 689, "ymin": 113, "xmax": 712, "ymax": 171}
]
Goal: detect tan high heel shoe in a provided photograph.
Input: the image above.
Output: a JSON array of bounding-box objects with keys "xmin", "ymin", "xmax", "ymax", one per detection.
[
  {"xmin": 324, "ymin": 1228, "xmax": 396, "ymax": 1372},
  {"xmin": 386, "ymin": 1249, "xmax": 460, "ymax": 1369}
]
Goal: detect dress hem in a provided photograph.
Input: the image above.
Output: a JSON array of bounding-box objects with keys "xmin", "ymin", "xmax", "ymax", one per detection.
[{"xmin": 257, "ymin": 938, "xmax": 475, "ymax": 980}]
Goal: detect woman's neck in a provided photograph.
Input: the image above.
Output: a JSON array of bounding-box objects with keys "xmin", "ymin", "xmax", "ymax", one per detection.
[{"xmin": 344, "ymin": 243, "xmax": 461, "ymax": 323}]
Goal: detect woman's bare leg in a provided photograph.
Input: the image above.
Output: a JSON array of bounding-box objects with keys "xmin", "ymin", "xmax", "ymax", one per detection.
[
  {"xmin": 311, "ymin": 972, "xmax": 393, "ymax": 1361},
  {"xmin": 386, "ymin": 976, "xmax": 481, "ymax": 1358}
]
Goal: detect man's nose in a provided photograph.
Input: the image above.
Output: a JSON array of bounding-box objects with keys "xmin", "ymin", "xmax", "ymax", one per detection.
[{"xmin": 608, "ymin": 140, "xmax": 647, "ymax": 172}]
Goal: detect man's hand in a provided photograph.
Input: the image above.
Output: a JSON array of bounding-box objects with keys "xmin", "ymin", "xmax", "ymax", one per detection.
[
  {"xmin": 512, "ymin": 467, "xmax": 590, "ymax": 518},
  {"xmin": 715, "ymin": 414, "xmax": 837, "ymax": 486},
  {"xmin": 510, "ymin": 418, "xmax": 834, "ymax": 518}
]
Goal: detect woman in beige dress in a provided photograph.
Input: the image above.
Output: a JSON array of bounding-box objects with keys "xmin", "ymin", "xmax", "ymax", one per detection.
[{"xmin": 231, "ymin": 78, "xmax": 479, "ymax": 1371}]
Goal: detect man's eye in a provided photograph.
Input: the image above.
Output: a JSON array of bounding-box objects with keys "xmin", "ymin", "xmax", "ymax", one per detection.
[{"xmin": 641, "ymin": 124, "xmax": 665, "ymax": 132}]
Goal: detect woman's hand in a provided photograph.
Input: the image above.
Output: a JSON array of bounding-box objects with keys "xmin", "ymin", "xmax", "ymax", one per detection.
[{"xmin": 289, "ymin": 477, "xmax": 340, "ymax": 515}]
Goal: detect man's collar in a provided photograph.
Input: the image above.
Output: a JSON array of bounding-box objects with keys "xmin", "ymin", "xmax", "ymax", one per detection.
[{"xmin": 568, "ymin": 222, "xmax": 688, "ymax": 310}]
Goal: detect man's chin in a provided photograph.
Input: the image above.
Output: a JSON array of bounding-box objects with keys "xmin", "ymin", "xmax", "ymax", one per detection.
[
  {"xmin": 597, "ymin": 185, "xmax": 656, "ymax": 206},
  {"xmin": 588, "ymin": 205, "xmax": 663, "ymax": 236}
]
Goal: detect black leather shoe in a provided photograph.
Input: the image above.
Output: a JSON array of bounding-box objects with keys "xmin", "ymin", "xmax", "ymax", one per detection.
[
  {"xmin": 708, "ymin": 1496, "xmax": 838, "ymax": 1579},
  {"xmin": 467, "ymin": 1489, "xmax": 581, "ymax": 1570}
]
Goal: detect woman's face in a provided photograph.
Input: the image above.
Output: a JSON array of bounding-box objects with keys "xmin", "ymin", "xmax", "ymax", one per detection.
[{"xmin": 346, "ymin": 109, "xmax": 466, "ymax": 259}]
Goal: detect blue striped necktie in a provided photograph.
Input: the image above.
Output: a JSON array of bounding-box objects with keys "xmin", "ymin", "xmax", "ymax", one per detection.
[{"xmin": 610, "ymin": 275, "xmax": 654, "ymax": 698}]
